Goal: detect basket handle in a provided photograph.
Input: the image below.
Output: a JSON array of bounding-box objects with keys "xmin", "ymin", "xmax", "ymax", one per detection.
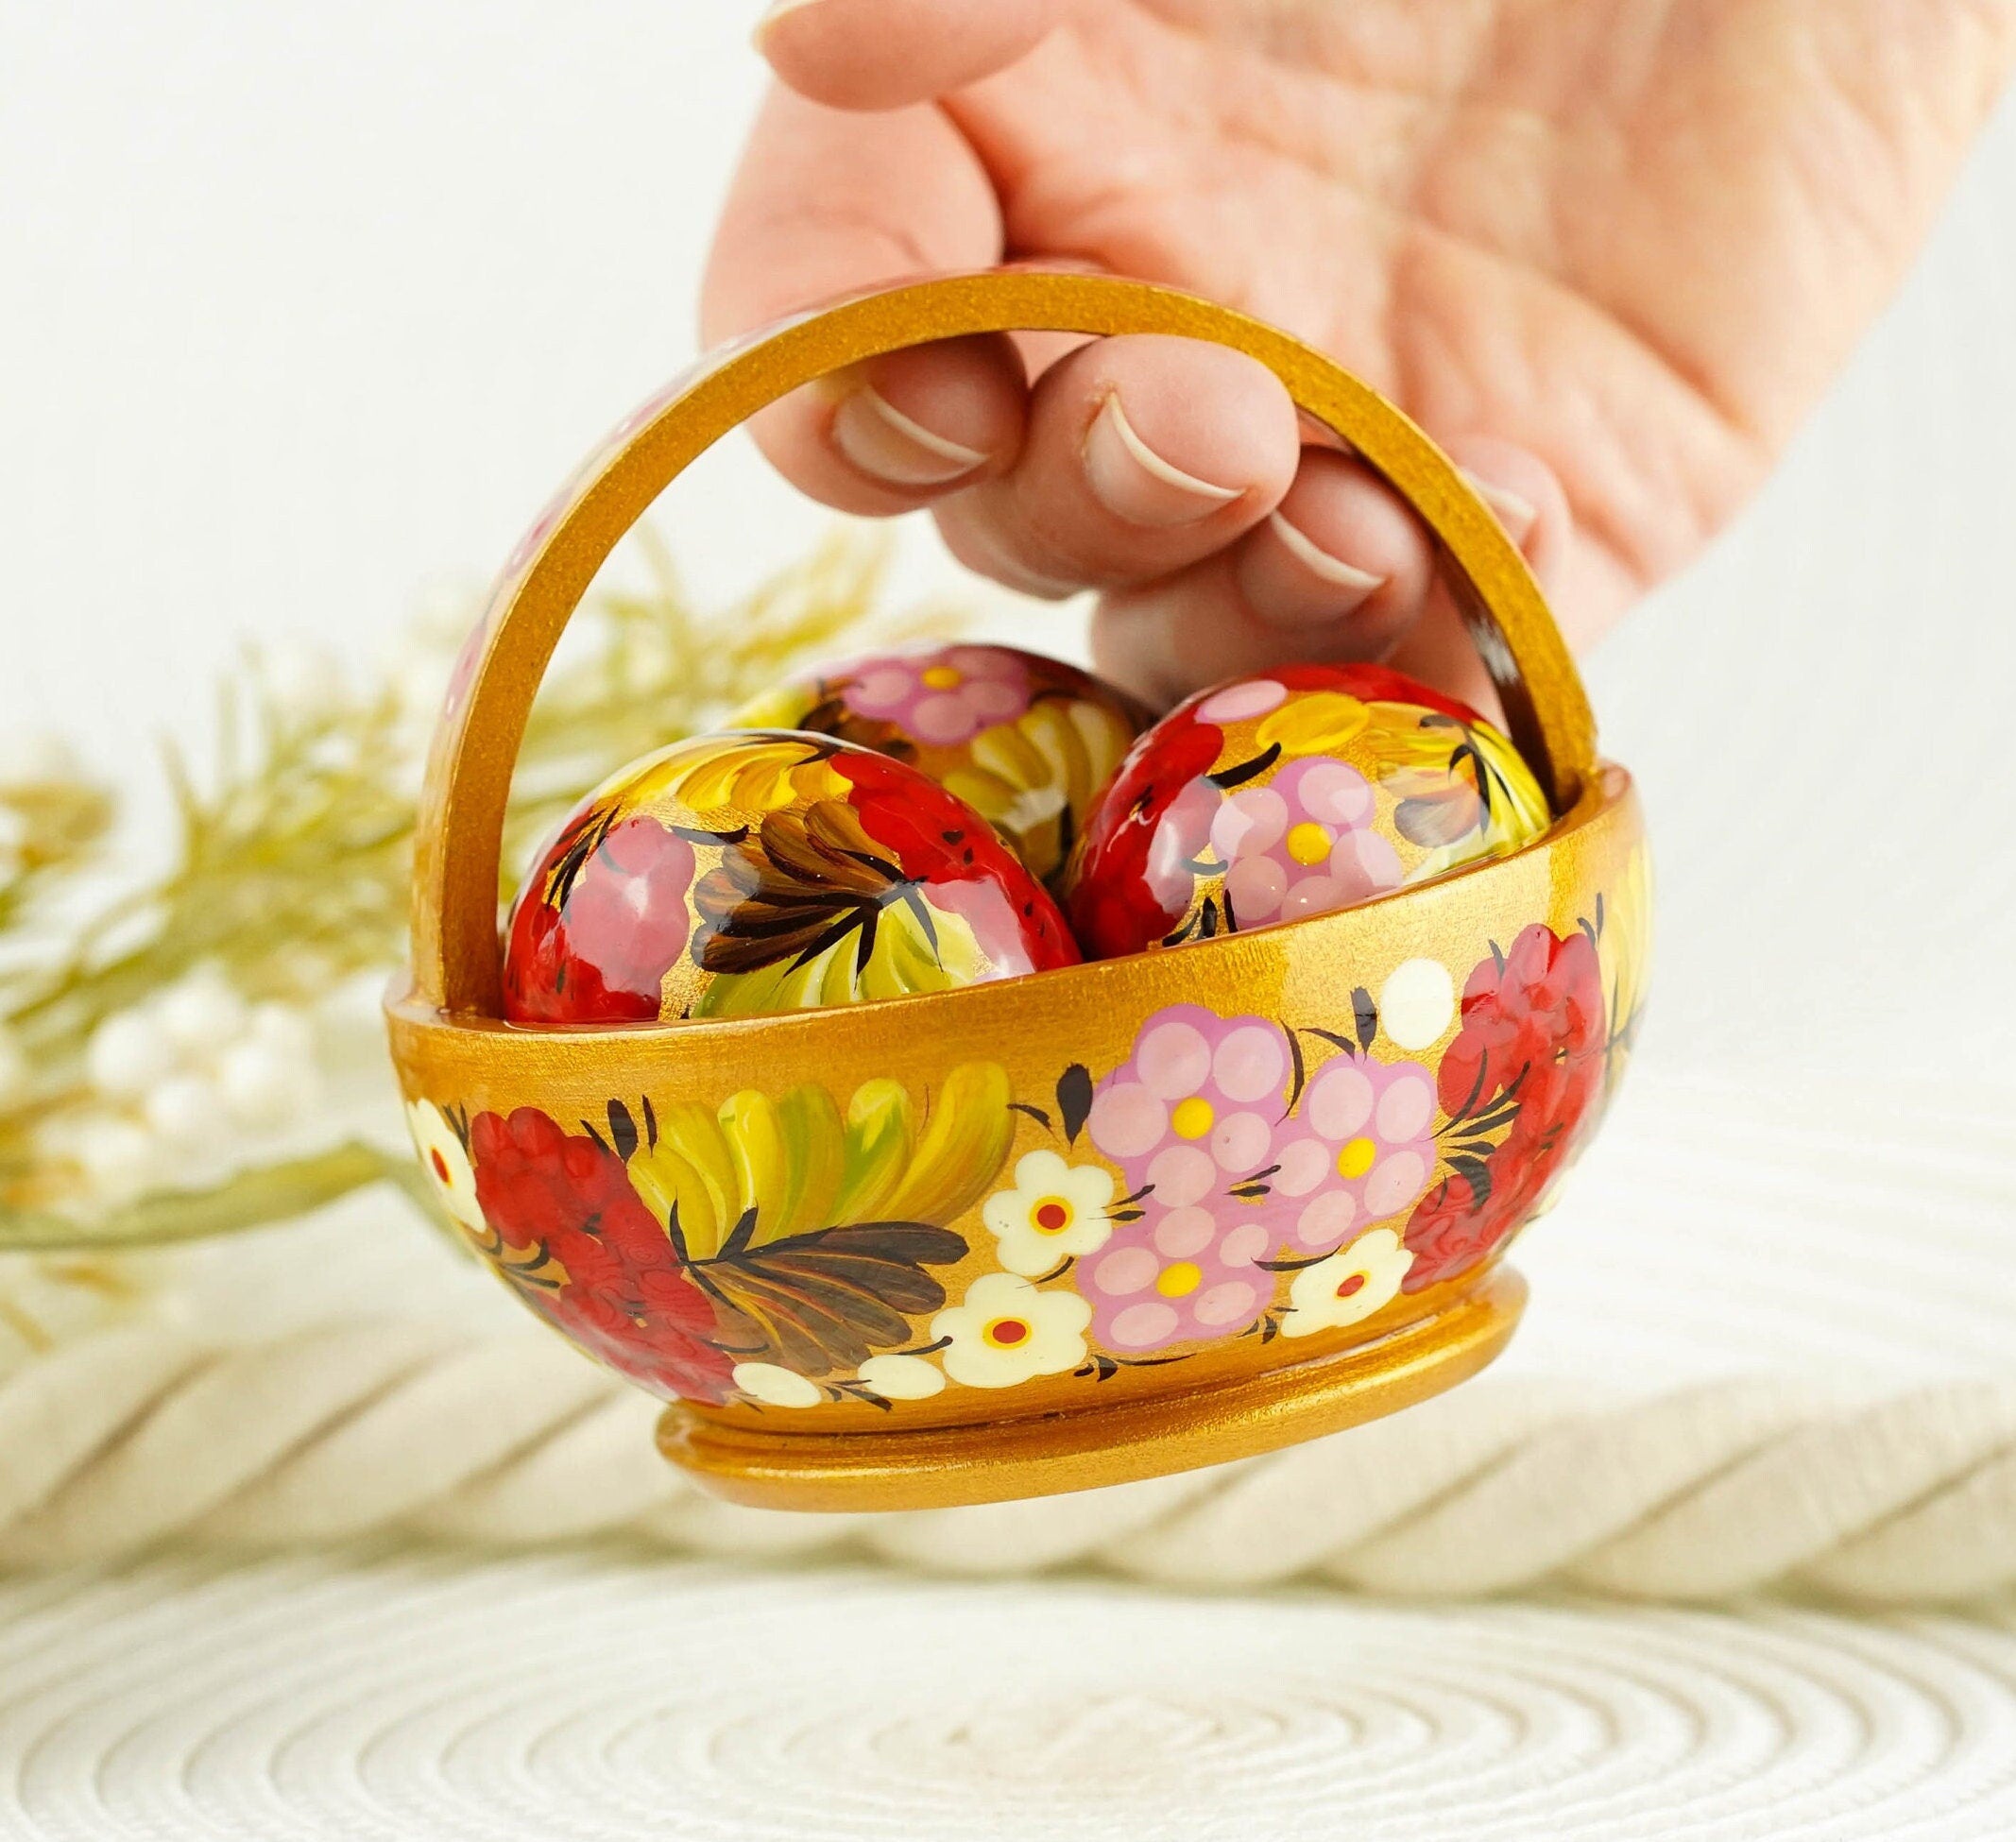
[{"xmin": 411, "ymin": 270, "xmax": 1598, "ymax": 1015}]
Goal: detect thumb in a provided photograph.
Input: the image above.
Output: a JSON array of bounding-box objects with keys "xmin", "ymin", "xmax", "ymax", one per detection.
[{"xmin": 754, "ymin": 0, "xmax": 1065, "ymax": 111}]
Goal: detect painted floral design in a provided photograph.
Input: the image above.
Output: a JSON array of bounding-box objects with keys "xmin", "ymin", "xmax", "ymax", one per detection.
[
  {"xmin": 1067, "ymin": 662, "xmax": 1550, "ymax": 956},
  {"xmin": 1280, "ymin": 1228, "xmax": 1415, "ymax": 1337},
  {"xmin": 688, "ymin": 794, "xmax": 1000, "ymax": 1015},
  {"xmin": 504, "ymin": 810, "xmax": 695, "ymax": 1023},
  {"xmin": 624, "ymin": 1061, "xmax": 1012, "ymax": 1260},
  {"xmin": 1077, "ymin": 1208, "xmax": 1277, "ymax": 1354},
  {"xmin": 435, "ymin": 846, "xmax": 1646, "ymax": 1404},
  {"xmin": 1266, "ymin": 1052, "xmax": 1437, "ymax": 1252},
  {"xmin": 837, "ymin": 645, "xmax": 1034, "ymax": 745},
  {"xmin": 932, "ymin": 1272, "xmax": 1091, "ymax": 1388},
  {"xmin": 1064, "ymin": 716, "xmax": 1223, "ymax": 952},
  {"xmin": 1598, "ymin": 840, "xmax": 1653, "ymax": 1096},
  {"xmin": 627, "ymin": 1061, "xmax": 1008, "ymax": 1387},
  {"xmin": 856, "ymin": 1354, "xmax": 947, "ymax": 1400},
  {"xmin": 1072, "ymin": 1003, "xmax": 1436, "ymax": 1352},
  {"xmin": 405, "ymin": 1098, "xmax": 483, "ymax": 1232},
  {"xmin": 982, "ymin": 1149, "xmax": 1118, "ymax": 1275},
  {"xmin": 1374, "ymin": 709, "xmax": 1548, "ymax": 880},
  {"xmin": 943, "ymin": 695, "xmax": 1137, "ymax": 888},
  {"xmin": 470, "ymin": 1106, "xmax": 738, "ymax": 1405},
  {"xmin": 731, "ymin": 1361, "xmax": 825, "ymax": 1408},
  {"xmin": 1147, "ymin": 755, "xmax": 1403, "ymax": 930},
  {"xmin": 693, "ymin": 741, "xmax": 1077, "ymax": 1017},
  {"xmin": 431, "ymin": 1060, "xmax": 1015, "ymax": 1407},
  {"xmin": 503, "ymin": 730, "xmax": 1076, "ymax": 1024},
  {"xmin": 1402, "ymin": 924, "xmax": 1607, "ymax": 1291},
  {"xmin": 729, "ymin": 644, "xmax": 1142, "ymax": 887},
  {"xmin": 1086, "ymin": 1005, "xmax": 1297, "ymax": 1199}
]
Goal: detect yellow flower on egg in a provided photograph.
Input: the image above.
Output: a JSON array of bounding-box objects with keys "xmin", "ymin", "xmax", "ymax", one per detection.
[
  {"xmin": 948, "ymin": 695, "xmax": 1136, "ymax": 882},
  {"xmin": 1255, "ymin": 691, "xmax": 1370, "ymax": 758},
  {"xmin": 630, "ymin": 734, "xmax": 849, "ymax": 820}
]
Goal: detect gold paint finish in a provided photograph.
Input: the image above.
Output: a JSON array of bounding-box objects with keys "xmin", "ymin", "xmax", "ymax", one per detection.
[
  {"xmin": 660, "ymin": 1268, "xmax": 1527, "ymax": 1512},
  {"xmin": 389, "ymin": 272, "xmax": 1638, "ymax": 1511}
]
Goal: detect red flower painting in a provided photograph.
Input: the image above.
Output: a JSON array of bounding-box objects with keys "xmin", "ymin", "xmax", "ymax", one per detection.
[
  {"xmin": 503, "ymin": 811, "xmax": 697, "ymax": 1024},
  {"xmin": 1403, "ymin": 924, "xmax": 1607, "ymax": 1291},
  {"xmin": 470, "ymin": 1106, "xmax": 737, "ymax": 1404}
]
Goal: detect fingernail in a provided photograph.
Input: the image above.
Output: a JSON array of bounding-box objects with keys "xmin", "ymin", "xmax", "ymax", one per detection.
[
  {"xmin": 754, "ymin": 0, "xmax": 827, "ymax": 49},
  {"xmin": 1461, "ymin": 469, "xmax": 1538, "ymax": 543},
  {"xmin": 831, "ymin": 384, "xmax": 990, "ymax": 488},
  {"xmin": 1084, "ymin": 391, "xmax": 1242, "ymax": 527},
  {"xmin": 1266, "ymin": 511, "xmax": 1386, "ymax": 605}
]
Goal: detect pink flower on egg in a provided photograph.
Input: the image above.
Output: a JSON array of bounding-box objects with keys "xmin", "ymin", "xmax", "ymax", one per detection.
[
  {"xmin": 836, "ymin": 645, "xmax": 1033, "ymax": 746},
  {"xmin": 1221, "ymin": 756, "xmax": 1404, "ymax": 926},
  {"xmin": 1142, "ymin": 753, "xmax": 1404, "ymax": 931}
]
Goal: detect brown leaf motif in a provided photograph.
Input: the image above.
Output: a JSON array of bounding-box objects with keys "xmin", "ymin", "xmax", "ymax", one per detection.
[
  {"xmin": 692, "ymin": 797, "xmax": 926, "ymax": 979},
  {"xmin": 788, "ymin": 691, "xmax": 919, "ymax": 763},
  {"xmin": 620, "ymin": 1062, "xmax": 1016, "ymax": 1388},
  {"xmin": 688, "ymin": 1219, "xmax": 966, "ymax": 1376}
]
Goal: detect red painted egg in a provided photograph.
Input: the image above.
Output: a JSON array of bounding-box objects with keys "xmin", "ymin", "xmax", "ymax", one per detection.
[
  {"xmin": 728, "ymin": 643, "xmax": 1146, "ymax": 888},
  {"xmin": 1064, "ymin": 664, "xmax": 1550, "ymax": 960},
  {"xmin": 504, "ymin": 729, "xmax": 1078, "ymax": 1024}
]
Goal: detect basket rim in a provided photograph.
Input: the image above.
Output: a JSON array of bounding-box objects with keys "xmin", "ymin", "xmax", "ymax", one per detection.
[{"xmin": 387, "ymin": 759, "xmax": 1637, "ymax": 1059}]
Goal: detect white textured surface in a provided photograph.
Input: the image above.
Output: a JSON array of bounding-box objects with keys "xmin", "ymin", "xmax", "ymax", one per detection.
[{"xmin": 5, "ymin": 1556, "xmax": 2016, "ymax": 1841}]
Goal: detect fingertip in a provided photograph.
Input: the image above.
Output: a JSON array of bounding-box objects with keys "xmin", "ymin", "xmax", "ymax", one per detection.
[
  {"xmin": 756, "ymin": 0, "xmax": 1063, "ymax": 111},
  {"xmin": 750, "ymin": 334, "xmax": 1026, "ymax": 517},
  {"xmin": 1442, "ymin": 434, "xmax": 1573, "ymax": 590},
  {"xmin": 835, "ymin": 335, "xmax": 1028, "ymax": 494},
  {"xmin": 931, "ymin": 333, "xmax": 1299, "ymax": 602},
  {"xmin": 1232, "ymin": 450, "xmax": 1434, "ymax": 653},
  {"xmin": 1072, "ymin": 337, "xmax": 1303, "ymax": 529}
]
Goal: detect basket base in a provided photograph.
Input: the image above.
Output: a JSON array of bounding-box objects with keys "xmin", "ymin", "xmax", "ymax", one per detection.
[{"xmin": 658, "ymin": 1265, "xmax": 1526, "ymax": 1512}]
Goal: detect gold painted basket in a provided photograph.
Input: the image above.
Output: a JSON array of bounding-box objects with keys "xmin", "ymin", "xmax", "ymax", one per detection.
[{"xmin": 387, "ymin": 272, "xmax": 1648, "ymax": 1511}]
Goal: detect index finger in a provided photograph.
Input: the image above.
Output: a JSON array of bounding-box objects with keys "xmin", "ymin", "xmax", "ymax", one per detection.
[{"xmin": 702, "ymin": 85, "xmax": 1030, "ymax": 516}]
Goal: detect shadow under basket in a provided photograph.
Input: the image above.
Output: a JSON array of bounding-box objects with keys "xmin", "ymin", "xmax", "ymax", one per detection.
[{"xmin": 386, "ymin": 271, "xmax": 1649, "ymax": 1512}]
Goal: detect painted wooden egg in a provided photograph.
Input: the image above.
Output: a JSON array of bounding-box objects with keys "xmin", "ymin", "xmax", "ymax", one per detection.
[
  {"xmin": 1065, "ymin": 663, "xmax": 1550, "ymax": 959},
  {"xmin": 503, "ymin": 728, "xmax": 1078, "ymax": 1024},
  {"xmin": 727, "ymin": 643, "xmax": 1146, "ymax": 888}
]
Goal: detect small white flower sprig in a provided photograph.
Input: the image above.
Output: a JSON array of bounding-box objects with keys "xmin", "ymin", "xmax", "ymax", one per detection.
[{"xmin": 0, "ymin": 529, "xmax": 941, "ymax": 1269}]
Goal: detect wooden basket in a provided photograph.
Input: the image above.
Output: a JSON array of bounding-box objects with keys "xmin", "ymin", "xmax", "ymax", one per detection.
[{"xmin": 386, "ymin": 272, "xmax": 1648, "ymax": 1511}]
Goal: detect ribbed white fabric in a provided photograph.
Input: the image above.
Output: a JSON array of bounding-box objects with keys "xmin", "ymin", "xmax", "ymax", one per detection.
[{"xmin": 7, "ymin": 1322, "xmax": 2016, "ymax": 1603}]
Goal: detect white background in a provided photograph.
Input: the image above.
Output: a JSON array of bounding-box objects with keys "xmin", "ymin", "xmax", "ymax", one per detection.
[{"xmin": 4, "ymin": 2, "xmax": 2013, "ymax": 1079}]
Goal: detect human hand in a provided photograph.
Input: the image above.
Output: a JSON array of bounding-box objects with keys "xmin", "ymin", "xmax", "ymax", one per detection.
[{"xmin": 707, "ymin": 0, "xmax": 2014, "ymax": 710}]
